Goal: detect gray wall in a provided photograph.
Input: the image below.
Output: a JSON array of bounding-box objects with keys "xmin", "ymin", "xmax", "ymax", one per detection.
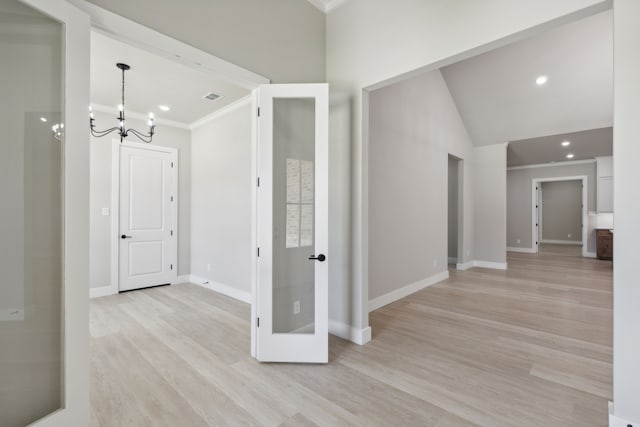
[
  {"xmin": 473, "ymin": 144, "xmax": 507, "ymax": 265},
  {"xmin": 541, "ymin": 180, "xmax": 582, "ymax": 242},
  {"xmin": 368, "ymin": 69, "xmax": 475, "ymax": 301},
  {"xmin": 507, "ymin": 162, "xmax": 596, "ymax": 252},
  {"xmin": 89, "ymin": 111, "xmax": 191, "ymax": 288},
  {"xmin": 190, "ymin": 103, "xmax": 252, "ymax": 294},
  {"xmin": 84, "ymin": 0, "xmax": 325, "ymax": 83},
  {"xmin": 448, "ymin": 156, "xmax": 459, "ymax": 260}
]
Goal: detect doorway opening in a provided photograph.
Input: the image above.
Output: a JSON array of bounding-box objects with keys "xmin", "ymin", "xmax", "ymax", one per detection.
[
  {"xmin": 448, "ymin": 155, "xmax": 463, "ymax": 266},
  {"xmin": 532, "ymin": 176, "xmax": 588, "ymax": 257}
]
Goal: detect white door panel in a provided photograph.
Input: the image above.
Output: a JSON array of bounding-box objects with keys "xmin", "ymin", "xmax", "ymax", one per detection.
[
  {"xmin": 255, "ymin": 84, "xmax": 329, "ymax": 363},
  {"xmin": 119, "ymin": 144, "xmax": 175, "ymax": 291}
]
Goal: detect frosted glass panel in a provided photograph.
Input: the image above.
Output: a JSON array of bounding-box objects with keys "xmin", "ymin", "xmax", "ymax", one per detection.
[
  {"xmin": 0, "ymin": 2, "xmax": 64, "ymax": 425},
  {"xmin": 272, "ymin": 98, "xmax": 316, "ymax": 334}
]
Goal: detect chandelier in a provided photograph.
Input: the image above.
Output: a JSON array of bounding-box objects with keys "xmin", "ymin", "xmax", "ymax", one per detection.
[{"xmin": 90, "ymin": 63, "xmax": 156, "ymax": 143}]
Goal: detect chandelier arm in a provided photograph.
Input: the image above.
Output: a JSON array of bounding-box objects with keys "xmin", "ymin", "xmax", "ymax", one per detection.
[
  {"xmin": 90, "ymin": 127, "xmax": 120, "ymax": 137},
  {"xmin": 127, "ymin": 128, "xmax": 153, "ymax": 143}
]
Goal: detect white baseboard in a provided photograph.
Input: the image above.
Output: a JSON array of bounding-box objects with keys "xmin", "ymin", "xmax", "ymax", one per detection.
[
  {"xmin": 609, "ymin": 401, "xmax": 638, "ymax": 426},
  {"xmin": 456, "ymin": 261, "xmax": 474, "ymax": 271},
  {"xmin": 540, "ymin": 239, "xmax": 582, "ymax": 245},
  {"xmin": 368, "ymin": 271, "xmax": 450, "ymax": 312},
  {"xmin": 329, "ymin": 320, "xmax": 371, "ymax": 345},
  {"xmin": 456, "ymin": 260, "xmax": 508, "ymax": 271},
  {"xmin": 473, "ymin": 260, "xmax": 508, "ymax": 270},
  {"xmin": 90, "ymin": 285, "xmax": 118, "ymax": 299},
  {"xmin": 585, "ymin": 251, "xmax": 597, "ymax": 258},
  {"xmin": 447, "ymin": 257, "xmax": 457, "ymax": 264},
  {"xmin": 0, "ymin": 308, "xmax": 24, "ymax": 321},
  {"xmin": 190, "ymin": 275, "xmax": 251, "ymax": 304},
  {"xmin": 507, "ymin": 246, "xmax": 537, "ymax": 254}
]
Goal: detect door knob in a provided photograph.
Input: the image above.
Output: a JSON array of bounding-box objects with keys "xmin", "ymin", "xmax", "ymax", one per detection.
[
  {"xmin": 121, "ymin": 234, "xmax": 132, "ymax": 239},
  {"xmin": 308, "ymin": 254, "xmax": 326, "ymax": 262}
]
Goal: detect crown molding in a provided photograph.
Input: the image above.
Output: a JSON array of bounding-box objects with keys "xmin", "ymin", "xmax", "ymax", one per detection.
[
  {"xmin": 189, "ymin": 95, "xmax": 252, "ymax": 130},
  {"xmin": 507, "ymin": 158, "xmax": 596, "ymax": 171},
  {"xmin": 91, "ymin": 103, "xmax": 191, "ymax": 130}
]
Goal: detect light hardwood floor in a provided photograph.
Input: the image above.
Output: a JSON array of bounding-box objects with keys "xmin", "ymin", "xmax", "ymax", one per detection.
[{"xmin": 90, "ymin": 252, "xmax": 612, "ymax": 427}]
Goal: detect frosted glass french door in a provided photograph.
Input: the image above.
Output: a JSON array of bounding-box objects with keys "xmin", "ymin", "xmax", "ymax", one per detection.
[
  {"xmin": 255, "ymin": 84, "xmax": 328, "ymax": 363},
  {"xmin": 0, "ymin": 0, "xmax": 90, "ymax": 426}
]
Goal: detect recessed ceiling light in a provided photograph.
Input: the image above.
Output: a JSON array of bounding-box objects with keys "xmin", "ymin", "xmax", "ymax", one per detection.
[
  {"xmin": 561, "ymin": 140, "xmax": 571, "ymax": 147},
  {"xmin": 535, "ymin": 75, "xmax": 548, "ymax": 86},
  {"xmin": 40, "ymin": 117, "xmax": 47, "ymax": 122},
  {"xmin": 566, "ymin": 153, "xmax": 575, "ymax": 159},
  {"xmin": 159, "ymin": 105, "xmax": 171, "ymax": 112}
]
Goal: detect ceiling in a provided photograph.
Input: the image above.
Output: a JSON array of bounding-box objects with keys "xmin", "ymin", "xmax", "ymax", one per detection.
[
  {"xmin": 441, "ymin": 10, "xmax": 613, "ymax": 148},
  {"xmin": 507, "ymin": 127, "xmax": 612, "ymax": 167},
  {"xmin": 91, "ymin": 31, "xmax": 250, "ymax": 126}
]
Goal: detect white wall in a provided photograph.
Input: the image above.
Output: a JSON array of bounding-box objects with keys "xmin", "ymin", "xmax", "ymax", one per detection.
[
  {"xmin": 368, "ymin": 69, "xmax": 475, "ymax": 301},
  {"xmin": 190, "ymin": 102, "xmax": 252, "ymax": 294},
  {"xmin": 83, "ymin": 0, "xmax": 325, "ymax": 84},
  {"xmin": 89, "ymin": 111, "xmax": 191, "ymax": 288},
  {"xmin": 507, "ymin": 162, "xmax": 597, "ymax": 252},
  {"xmin": 473, "ymin": 144, "xmax": 507, "ymax": 265},
  {"xmin": 327, "ymin": 0, "xmax": 611, "ymax": 334},
  {"xmin": 612, "ymin": 0, "xmax": 640, "ymax": 424}
]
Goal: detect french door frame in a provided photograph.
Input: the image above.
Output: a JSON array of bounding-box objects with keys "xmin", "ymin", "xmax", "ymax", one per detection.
[
  {"xmin": 17, "ymin": 0, "xmax": 91, "ymax": 425},
  {"xmin": 252, "ymin": 84, "xmax": 329, "ymax": 363}
]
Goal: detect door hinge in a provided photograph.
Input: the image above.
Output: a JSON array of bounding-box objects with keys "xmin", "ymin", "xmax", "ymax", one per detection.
[
  {"xmin": 536, "ymin": 205, "xmax": 539, "ymax": 208},
  {"xmin": 171, "ymin": 161, "xmax": 174, "ymax": 168},
  {"xmin": 257, "ymin": 177, "xmax": 260, "ymax": 187},
  {"xmin": 171, "ymin": 230, "xmax": 174, "ymax": 236},
  {"xmin": 170, "ymin": 264, "xmax": 173, "ymax": 270},
  {"xmin": 171, "ymin": 196, "xmax": 174, "ymax": 202},
  {"xmin": 257, "ymin": 107, "xmax": 260, "ymax": 117},
  {"xmin": 257, "ymin": 247, "xmax": 260, "ymax": 257},
  {"xmin": 256, "ymin": 317, "xmax": 260, "ymax": 327},
  {"xmin": 536, "ymin": 223, "xmax": 539, "ymax": 227}
]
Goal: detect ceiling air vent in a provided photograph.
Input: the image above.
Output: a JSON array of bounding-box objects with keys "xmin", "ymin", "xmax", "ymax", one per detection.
[{"xmin": 202, "ymin": 92, "xmax": 221, "ymax": 101}]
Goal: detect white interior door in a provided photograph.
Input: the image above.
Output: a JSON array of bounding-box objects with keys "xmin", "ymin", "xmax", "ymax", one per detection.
[
  {"xmin": 118, "ymin": 143, "xmax": 176, "ymax": 291},
  {"xmin": 255, "ymin": 84, "xmax": 329, "ymax": 363}
]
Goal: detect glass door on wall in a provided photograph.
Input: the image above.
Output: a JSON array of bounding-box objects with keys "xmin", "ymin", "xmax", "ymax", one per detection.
[
  {"xmin": 255, "ymin": 84, "xmax": 328, "ymax": 363},
  {"xmin": 0, "ymin": 0, "xmax": 89, "ymax": 425}
]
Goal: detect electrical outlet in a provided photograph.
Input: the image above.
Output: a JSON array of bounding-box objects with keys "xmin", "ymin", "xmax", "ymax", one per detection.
[
  {"xmin": 517, "ymin": 239, "xmax": 521, "ymax": 244},
  {"xmin": 293, "ymin": 300, "xmax": 300, "ymax": 315},
  {"xmin": 101, "ymin": 207, "xmax": 110, "ymax": 216},
  {"xmin": 207, "ymin": 263, "xmax": 211, "ymax": 271}
]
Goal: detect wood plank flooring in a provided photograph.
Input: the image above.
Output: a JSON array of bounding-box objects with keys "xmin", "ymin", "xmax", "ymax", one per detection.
[{"xmin": 90, "ymin": 252, "xmax": 612, "ymax": 427}]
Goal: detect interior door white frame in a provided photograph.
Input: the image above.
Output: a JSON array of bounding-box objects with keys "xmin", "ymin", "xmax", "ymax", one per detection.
[
  {"xmin": 531, "ymin": 175, "xmax": 588, "ymax": 257},
  {"xmin": 253, "ymin": 84, "xmax": 329, "ymax": 363},
  {"xmin": 19, "ymin": 0, "xmax": 90, "ymax": 425},
  {"xmin": 110, "ymin": 140, "xmax": 179, "ymax": 293}
]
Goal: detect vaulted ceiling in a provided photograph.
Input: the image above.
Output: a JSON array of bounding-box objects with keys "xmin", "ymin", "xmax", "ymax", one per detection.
[{"xmin": 441, "ymin": 10, "xmax": 613, "ymax": 152}]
